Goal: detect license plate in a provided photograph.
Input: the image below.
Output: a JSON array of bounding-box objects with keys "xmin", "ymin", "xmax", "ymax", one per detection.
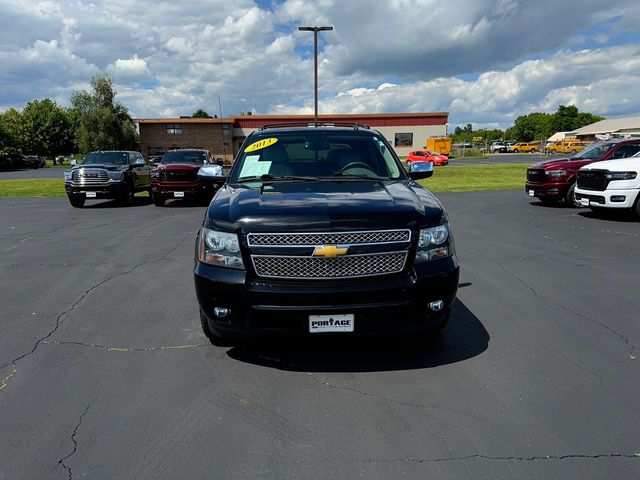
[
  {"xmin": 309, "ymin": 314, "xmax": 354, "ymax": 333},
  {"xmin": 85, "ymin": 191, "xmax": 96, "ymax": 198},
  {"xmin": 528, "ymin": 190, "xmax": 534, "ymax": 197},
  {"xmin": 173, "ymin": 191, "xmax": 185, "ymax": 198},
  {"xmin": 579, "ymin": 198, "xmax": 589, "ymax": 207}
]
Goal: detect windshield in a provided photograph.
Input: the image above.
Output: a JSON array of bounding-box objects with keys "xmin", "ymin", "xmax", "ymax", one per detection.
[
  {"xmin": 230, "ymin": 130, "xmax": 405, "ymax": 183},
  {"xmin": 572, "ymin": 142, "xmax": 617, "ymax": 160},
  {"xmin": 82, "ymin": 151, "xmax": 129, "ymax": 165},
  {"xmin": 162, "ymin": 150, "xmax": 208, "ymax": 164}
]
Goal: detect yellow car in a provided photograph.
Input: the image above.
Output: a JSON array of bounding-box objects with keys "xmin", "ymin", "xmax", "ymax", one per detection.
[
  {"xmin": 546, "ymin": 140, "xmax": 590, "ymax": 155},
  {"xmin": 512, "ymin": 142, "xmax": 540, "ymax": 153}
]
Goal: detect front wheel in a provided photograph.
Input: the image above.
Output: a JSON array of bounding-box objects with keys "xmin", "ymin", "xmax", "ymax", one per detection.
[
  {"xmin": 565, "ymin": 183, "xmax": 580, "ymax": 208},
  {"xmin": 633, "ymin": 193, "xmax": 640, "ymax": 218},
  {"xmin": 152, "ymin": 192, "xmax": 165, "ymax": 207},
  {"xmin": 120, "ymin": 183, "xmax": 134, "ymax": 206},
  {"xmin": 68, "ymin": 195, "xmax": 85, "ymax": 208}
]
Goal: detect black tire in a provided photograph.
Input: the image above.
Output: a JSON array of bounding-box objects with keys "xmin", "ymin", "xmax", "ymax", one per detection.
[
  {"xmin": 120, "ymin": 183, "xmax": 134, "ymax": 206},
  {"xmin": 633, "ymin": 193, "xmax": 640, "ymax": 218},
  {"xmin": 200, "ymin": 310, "xmax": 233, "ymax": 347},
  {"xmin": 68, "ymin": 195, "xmax": 85, "ymax": 208},
  {"xmin": 152, "ymin": 192, "xmax": 165, "ymax": 207},
  {"xmin": 564, "ymin": 183, "xmax": 580, "ymax": 208}
]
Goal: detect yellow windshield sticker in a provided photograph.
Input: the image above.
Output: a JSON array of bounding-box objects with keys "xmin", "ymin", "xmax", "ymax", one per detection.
[{"xmin": 245, "ymin": 138, "xmax": 278, "ymax": 152}]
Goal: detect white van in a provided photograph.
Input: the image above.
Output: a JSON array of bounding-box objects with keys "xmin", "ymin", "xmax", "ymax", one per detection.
[{"xmin": 574, "ymin": 153, "xmax": 640, "ymax": 216}]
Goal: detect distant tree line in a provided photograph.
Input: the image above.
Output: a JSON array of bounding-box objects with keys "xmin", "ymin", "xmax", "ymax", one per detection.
[
  {"xmin": 450, "ymin": 105, "xmax": 605, "ymax": 145},
  {"xmin": 0, "ymin": 73, "xmax": 138, "ymax": 164}
]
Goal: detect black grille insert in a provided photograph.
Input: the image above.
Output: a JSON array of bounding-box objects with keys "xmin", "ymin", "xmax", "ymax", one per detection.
[{"xmin": 577, "ymin": 170, "xmax": 609, "ymax": 191}]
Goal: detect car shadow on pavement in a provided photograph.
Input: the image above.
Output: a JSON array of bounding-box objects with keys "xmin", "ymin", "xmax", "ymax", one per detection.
[
  {"xmin": 225, "ymin": 299, "xmax": 489, "ymax": 373},
  {"xmin": 578, "ymin": 209, "xmax": 638, "ymax": 223},
  {"xmin": 80, "ymin": 196, "xmax": 153, "ymax": 208}
]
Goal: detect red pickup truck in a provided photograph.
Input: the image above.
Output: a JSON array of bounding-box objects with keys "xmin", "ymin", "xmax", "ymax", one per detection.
[{"xmin": 150, "ymin": 149, "xmax": 220, "ymax": 206}]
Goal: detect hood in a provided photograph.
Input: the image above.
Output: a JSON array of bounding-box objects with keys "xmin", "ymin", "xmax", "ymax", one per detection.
[
  {"xmin": 206, "ymin": 180, "xmax": 446, "ymax": 233},
  {"xmin": 72, "ymin": 164, "xmax": 127, "ymax": 172},
  {"xmin": 580, "ymin": 157, "xmax": 640, "ymax": 172},
  {"xmin": 530, "ymin": 157, "xmax": 573, "ymax": 169},
  {"xmin": 155, "ymin": 163, "xmax": 204, "ymax": 170}
]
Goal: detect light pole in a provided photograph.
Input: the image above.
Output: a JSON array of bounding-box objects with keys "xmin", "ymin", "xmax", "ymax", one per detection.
[{"xmin": 298, "ymin": 26, "xmax": 333, "ymax": 125}]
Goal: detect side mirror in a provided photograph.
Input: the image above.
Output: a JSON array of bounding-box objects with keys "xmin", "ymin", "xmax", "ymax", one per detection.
[
  {"xmin": 216, "ymin": 159, "xmax": 224, "ymax": 166},
  {"xmin": 408, "ymin": 161, "xmax": 433, "ymax": 180},
  {"xmin": 198, "ymin": 165, "xmax": 226, "ymax": 184},
  {"xmin": 70, "ymin": 159, "xmax": 77, "ymax": 166},
  {"xmin": 132, "ymin": 157, "xmax": 146, "ymax": 166}
]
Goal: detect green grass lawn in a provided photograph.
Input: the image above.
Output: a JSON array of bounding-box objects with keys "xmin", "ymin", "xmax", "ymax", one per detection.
[
  {"xmin": 0, "ymin": 163, "xmax": 529, "ymax": 197},
  {"xmin": 419, "ymin": 163, "xmax": 527, "ymax": 192},
  {"xmin": 0, "ymin": 179, "xmax": 66, "ymax": 197}
]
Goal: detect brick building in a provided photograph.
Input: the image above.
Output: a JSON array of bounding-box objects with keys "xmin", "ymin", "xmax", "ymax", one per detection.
[{"xmin": 135, "ymin": 112, "xmax": 448, "ymax": 162}]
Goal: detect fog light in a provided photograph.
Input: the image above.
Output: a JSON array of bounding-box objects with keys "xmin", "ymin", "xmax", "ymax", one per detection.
[
  {"xmin": 548, "ymin": 188, "xmax": 559, "ymax": 193},
  {"xmin": 611, "ymin": 196, "xmax": 626, "ymax": 202},
  {"xmin": 428, "ymin": 300, "xmax": 444, "ymax": 312},
  {"xmin": 213, "ymin": 307, "xmax": 230, "ymax": 318}
]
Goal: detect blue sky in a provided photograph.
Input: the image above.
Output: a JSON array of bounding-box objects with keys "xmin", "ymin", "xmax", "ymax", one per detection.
[{"xmin": 1, "ymin": 0, "xmax": 640, "ymax": 129}]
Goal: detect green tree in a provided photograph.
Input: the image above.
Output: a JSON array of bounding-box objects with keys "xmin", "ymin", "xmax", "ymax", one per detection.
[
  {"xmin": 71, "ymin": 73, "xmax": 138, "ymax": 154},
  {"xmin": 21, "ymin": 99, "xmax": 76, "ymax": 164},
  {"xmin": 0, "ymin": 109, "xmax": 24, "ymax": 155},
  {"xmin": 511, "ymin": 112, "xmax": 553, "ymax": 141},
  {"xmin": 192, "ymin": 108, "xmax": 211, "ymax": 118}
]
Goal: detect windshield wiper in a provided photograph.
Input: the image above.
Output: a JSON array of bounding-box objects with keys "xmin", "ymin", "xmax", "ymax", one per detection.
[
  {"xmin": 235, "ymin": 174, "xmax": 320, "ymax": 183},
  {"xmin": 322, "ymin": 173, "xmax": 387, "ymax": 181}
]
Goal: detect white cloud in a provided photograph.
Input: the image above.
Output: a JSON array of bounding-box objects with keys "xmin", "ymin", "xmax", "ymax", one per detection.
[
  {"xmin": 106, "ymin": 55, "xmax": 151, "ymax": 83},
  {"xmin": 2, "ymin": 0, "xmax": 640, "ymax": 130}
]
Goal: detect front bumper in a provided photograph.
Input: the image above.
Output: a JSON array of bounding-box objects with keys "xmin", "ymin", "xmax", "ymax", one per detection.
[
  {"xmin": 525, "ymin": 181, "xmax": 568, "ymax": 199},
  {"xmin": 151, "ymin": 182, "xmax": 211, "ymax": 197},
  {"xmin": 65, "ymin": 182, "xmax": 127, "ymax": 199},
  {"xmin": 194, "ymin": 256, "xmax": 460, "ymax": 340},
  {"xmin": 575, "ymin": 187, "xmax": 639, "ymax": 209}
]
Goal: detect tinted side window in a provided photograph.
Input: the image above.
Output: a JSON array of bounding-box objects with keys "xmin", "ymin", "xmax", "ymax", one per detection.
[{"xmin": 610, "ymin": 144, "xmax": 640, "ymax": 159}]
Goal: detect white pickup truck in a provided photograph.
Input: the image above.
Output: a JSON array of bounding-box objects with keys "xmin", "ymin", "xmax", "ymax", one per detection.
[{"xmin": 574, "ymin": 154, "xmax": 640, "ymax": 216}]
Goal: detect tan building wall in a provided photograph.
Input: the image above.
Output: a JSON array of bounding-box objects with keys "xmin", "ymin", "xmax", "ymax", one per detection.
[
  {"xmin": 138, "ymin": 120, "xmax": 234, "ymax": 162},
  {"xmin": 374, "ymin": 125, "xmax": 447, "ymax": 157}
]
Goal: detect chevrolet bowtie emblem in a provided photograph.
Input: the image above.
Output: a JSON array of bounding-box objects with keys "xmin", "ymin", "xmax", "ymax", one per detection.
[{"xmin": 313, "ymin": 245, "xmax": 348, "ymax": 259}]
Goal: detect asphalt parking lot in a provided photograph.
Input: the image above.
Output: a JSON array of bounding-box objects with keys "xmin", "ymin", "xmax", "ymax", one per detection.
[{"xmin": 1, "ymin": 192, "xmax": 639, "ymax": 479}]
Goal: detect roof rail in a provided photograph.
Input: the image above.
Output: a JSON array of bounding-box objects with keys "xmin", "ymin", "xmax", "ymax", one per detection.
[{"xmin": 258, "ymin": 122, "xmax": 370, "ymax": 131}]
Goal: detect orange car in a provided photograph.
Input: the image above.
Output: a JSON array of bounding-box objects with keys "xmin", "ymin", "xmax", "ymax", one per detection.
[{"xmin": 405, "ymin": 149, "xmax": 449, "ymax": 166}]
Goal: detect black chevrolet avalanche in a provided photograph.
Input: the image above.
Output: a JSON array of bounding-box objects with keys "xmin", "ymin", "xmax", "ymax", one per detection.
[{"xmin": 194, "ymin": 124, "xmax": 459, "ymax": 343}]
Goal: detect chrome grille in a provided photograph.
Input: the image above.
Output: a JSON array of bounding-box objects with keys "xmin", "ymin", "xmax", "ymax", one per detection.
[
  {"xmin": 248, "ymin": 229, "xmax": 410, "ymax": 246},
  {"xmin": 252, "ymin": 252, "xmax": 407, "ymax": 279},
  {"xmin": 71, "ymin": 169, "xmax": 109, "ymax": 185},
  {"xmin": 160, "ymin": 170, "xmax": 198, "ymax": 182}
]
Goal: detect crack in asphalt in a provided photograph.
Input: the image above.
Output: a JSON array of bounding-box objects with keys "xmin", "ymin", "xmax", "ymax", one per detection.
[
  {"xmin": 365, "ymin": 452, "xmax": 640, "ymax": 465},
  {"xmin": 495, "ymin": 260, "xmax": 637, "ymax": 362},
  {"xmin": 0, "ymin": 363, "xmax": 17, "ymax": 391},
  {"xmin": 1, "ymin": 223, "xmax": 79, "ymax": 253},
  {"xmin": 304, "ymin": 372, "xmax": 503, "ymax": 429},
  {"xmin": 0, "ymin": 236, "xmax": 189, "ymax": 383},
  {"xmin": 56, "ymin": 397, "xmax": 97, "ymax": 480},
  {"xmin": 42, "ymin": 340, "xmax": 210, "ymax": 352}
]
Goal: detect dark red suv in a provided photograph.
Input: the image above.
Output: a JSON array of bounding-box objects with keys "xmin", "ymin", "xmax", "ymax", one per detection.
[
  {"xmin": 150, "ymin": 149, "xmax": 221, "ymax": 206},
  {"xmin": 525, "ymin": 139, "xmax": 640, "ymax": 206}
]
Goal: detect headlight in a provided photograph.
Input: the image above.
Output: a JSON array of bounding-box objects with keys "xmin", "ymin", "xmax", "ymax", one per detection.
[
  {"xmin": 64, "ymin": 170, "xmax": 72, "ymax": 181},
  {"xmin": 150, "ymin": 171, "xmax": 160, "ymax": 179},
  {"xmin": 546, "ymin": 169, "xmax": 566, "ymax": 177},
  {"xmin": 606, "ymin": 171, "xmax": 637, "ymax": 181},
  {"xmin": 197, "ymin": 227, "xmax": 244, "ymax": 269},
  {"xmin": 108, "ymin": 170, "xmax": 124, "ymax": 181},
  {"xmin": 416, "ymin": 224, "xmax": 451, "ymax": 263}
]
